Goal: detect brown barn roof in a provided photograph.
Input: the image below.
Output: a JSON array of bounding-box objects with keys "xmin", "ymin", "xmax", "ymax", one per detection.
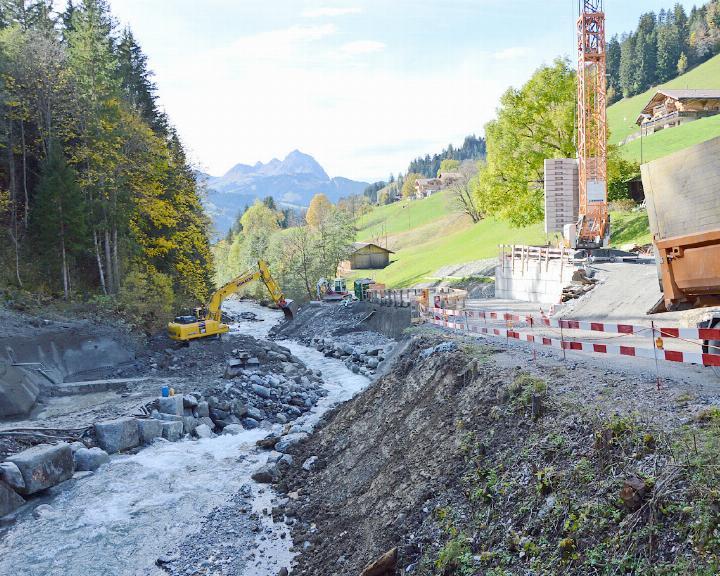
[{"xmin": 351, "ymin": 242, "xmax": 395, "ymax": 254}]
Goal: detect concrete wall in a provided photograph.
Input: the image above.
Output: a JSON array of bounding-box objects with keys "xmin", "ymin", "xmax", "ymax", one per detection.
[
  {"xmin": 0, "ymin": 332, "xmax": 134, "ymax": 384},
  {"xmin": 495, "ymin": 258, "xmax": 574, "ymax": 304},
  {"xmin": 357, "ymin": 302, "xmax": 411, "ymax": 340}
]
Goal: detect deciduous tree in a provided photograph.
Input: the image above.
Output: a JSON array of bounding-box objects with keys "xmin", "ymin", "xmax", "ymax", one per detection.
[{"xmin": 306, "ymin": 193, "xmax": 332, "ymax": 227}]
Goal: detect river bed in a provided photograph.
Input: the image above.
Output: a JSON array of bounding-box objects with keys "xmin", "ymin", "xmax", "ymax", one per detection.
[{"xmin": 0, "ymin": 300, "xmax": 370, "ymax": 575}]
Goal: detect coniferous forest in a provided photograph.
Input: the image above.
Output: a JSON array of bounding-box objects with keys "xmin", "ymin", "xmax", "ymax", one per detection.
[
  {"xmin": 0, "ymin": 0, "xmax": 213, "ymax": 323},
  {"xmin": 607, "ymin": 1, "xmax": 720, "ymax": 101}
]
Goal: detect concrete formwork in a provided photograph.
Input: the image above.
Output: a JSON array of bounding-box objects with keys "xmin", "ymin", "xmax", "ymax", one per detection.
[{"xmin": 495, "ymin": 245, "xmax": 575, "ymax": 304}]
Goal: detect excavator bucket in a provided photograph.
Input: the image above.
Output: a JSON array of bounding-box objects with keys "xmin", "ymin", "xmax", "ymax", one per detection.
[{"xmin": 282, "ymin": 299, "xmax": 298, "ymax": 321}]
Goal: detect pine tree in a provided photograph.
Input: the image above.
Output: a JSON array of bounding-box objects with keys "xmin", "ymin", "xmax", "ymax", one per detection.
[
  {"xmin": 263, "ymin": 196, "xmax": 277, "ymax": 210},
  {"xmin": 657, "ymin": 24, "xmax": 681, "ymax": 81},
  {"xmin": 32, "ymin": 142, "xmax": 87, "ymax": 298},
  {"xmin": 607, "ymin": 36, "xmax": 621, "ymax": 101},
  {"xmin": 0, "ymin": 0, "xmax": 55, "ymax": 32},
  {"xmin": 117, "ymin": 27, "xmax": 167, "ymax": 134},
  {"xmin": 618, "ymin": 33, "xmax": 636, "ymax": 96},
  {"xmin": 66, "ymin": 0, "xmax": 123, "ymax": 294},
  {"xmin": 61, "ymin": 0, "xmax": 76, "ymax": 42}
]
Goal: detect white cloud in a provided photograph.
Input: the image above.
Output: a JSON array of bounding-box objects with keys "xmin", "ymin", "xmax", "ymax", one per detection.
[
  {"xmin": 302, "ymin": 7, "xmax": 362, "ymax": 18},
  {"xmin": 223, "ymin": 24, "xmax": 337, "ymax": 61},
  {"xmin": 340, "ymin": 40, "xmax": 386, "ymax": 55},
  {"xmin": 493, "ymin": 46, "xmax": 529, "ymax": 61},
  {"xmin": 158, "ymin": 45, "xmax": 524, "ymax": 180}
]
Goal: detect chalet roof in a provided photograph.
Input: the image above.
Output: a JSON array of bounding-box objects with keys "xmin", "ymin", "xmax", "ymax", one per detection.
[
  {"xmin": 415, "ymin": 178, "xmax": 441, "ymax": 186},
  {"xmin": 638, "ymin": 89, "xmax": 720, "ymax": 122},
  {"xmin": 656, "ymin": 89, "xmax": 720, "ymax": 100},
  {"xmin": 351, "ymin": 242, "xmax": 395, "ymax": 254}
]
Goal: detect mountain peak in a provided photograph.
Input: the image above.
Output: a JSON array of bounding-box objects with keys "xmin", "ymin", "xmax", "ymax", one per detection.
[{"xmin": 279, "ymin": 149, "xmax": 328, "ymax": 179}]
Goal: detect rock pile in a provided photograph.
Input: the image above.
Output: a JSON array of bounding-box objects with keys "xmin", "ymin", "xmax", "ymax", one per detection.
[
  {"xmin": 311, "ymin": 337, "xmax": 393, "ymax": 377},
  {"xmin": 200, "ymin": 346, "xmax": 328, "ymax": 430}
]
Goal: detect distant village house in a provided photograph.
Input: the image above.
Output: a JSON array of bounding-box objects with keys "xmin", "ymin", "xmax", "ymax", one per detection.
[
  {"xmin": 414, "ymin": 178, "xmax": 442, "ymax": 199},
  {"xmin": 414, "ymin": 171, "xmax": 463, "ymax": 199},
  {"xmin": 637, "ymin": 89, "xmax": 720, "ymax": 136},
  {"xmin": 438, "ymin": 171, "xmax": 462, "ymax": 185}
]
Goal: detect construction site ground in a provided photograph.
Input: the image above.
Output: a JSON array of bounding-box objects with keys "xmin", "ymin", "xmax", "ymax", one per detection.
[{"xmin": 1, "ymin": 284, "xmax": 719, "ymax": 576}]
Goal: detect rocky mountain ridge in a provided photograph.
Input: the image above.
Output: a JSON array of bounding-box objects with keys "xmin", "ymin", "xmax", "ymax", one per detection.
[{"xmin": 202, "ymin": 150, "xmax": 368, "ymax": 236}]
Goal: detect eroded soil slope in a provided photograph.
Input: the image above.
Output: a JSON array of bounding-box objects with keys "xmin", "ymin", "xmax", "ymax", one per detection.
[{"xmin": 275, "ymin": 334, "xmax": 720, "ymax": 576}]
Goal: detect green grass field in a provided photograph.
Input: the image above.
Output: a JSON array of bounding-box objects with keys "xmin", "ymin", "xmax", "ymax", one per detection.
[
  {"xmin": 351, "ymin": 194, "xmax": 651, "ymax": 287},
  {"xmin": 607, "ymin": 53, "xmax": 720, "ymax": 145},
  {"xmin": 617, "ymin": 113, "xmax": 720, "ymax": 163},
  {"xmin": 351, "ymin": 213, "xmax": 547, "ymax": 287},
  {"xmin": 609, "ymin": 211, "xmax": 652, "ymax": 247},
  {"xmin": 356, "ymin": 191, "xmax": 453, "ymax": 241}
]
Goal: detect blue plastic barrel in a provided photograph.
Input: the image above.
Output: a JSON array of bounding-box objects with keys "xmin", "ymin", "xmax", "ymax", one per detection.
[{"xmin": 161, "ymin": 386, "xmax": 169, "ymax": 397}]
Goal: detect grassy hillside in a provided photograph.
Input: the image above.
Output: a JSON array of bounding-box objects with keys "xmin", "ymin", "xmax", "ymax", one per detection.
[
  {"xmin": 607, "ymin": 53, "xmax": 720, "ymax": 145},
  {"xmin": 356, "ymin": 191, "xmax": 452, "ymax": 241},
  {"xmin": 617, "ymin": 113, "xmax": 720, "ymax": 163},
  {"xmin": 350, "ymin": 190, "xmax": 651, "ymax": 287},
  {"xmin": 609, "ymin": 211, "xmax": 652, "ymax": 247}
]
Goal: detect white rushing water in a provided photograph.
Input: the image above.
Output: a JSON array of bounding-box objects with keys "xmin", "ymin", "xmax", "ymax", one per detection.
[{"xmin": 0, "ymin": 300, "xmax": 369, "ymax": 576}]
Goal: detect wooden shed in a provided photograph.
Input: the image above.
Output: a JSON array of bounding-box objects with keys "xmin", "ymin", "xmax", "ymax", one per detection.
[{"xmin": 346, "ymin": 242, "xmax": 394, "ymax": 270}]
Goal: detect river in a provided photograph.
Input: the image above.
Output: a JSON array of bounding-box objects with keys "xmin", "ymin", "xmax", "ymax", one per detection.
[{"xmin": 0, "ymin": 300, "xmax": 369, "ymax": 576}]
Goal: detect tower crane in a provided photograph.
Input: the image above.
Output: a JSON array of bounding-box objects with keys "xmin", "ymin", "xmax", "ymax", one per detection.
[{"xmin": 565, "ymin": 0, "xmax": 609, "ymax": 249}]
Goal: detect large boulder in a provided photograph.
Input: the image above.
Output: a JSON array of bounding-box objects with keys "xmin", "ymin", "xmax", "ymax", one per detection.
[
  {"xmin": 182, "ymin": 395, "xmax": 198, "ymax": 409},
  {"xmin": 196, "ymin": 401, "xmax": 210, "ymax": 417},
  {"xmin": 94, "ymin": 417, "xmax": 140, "ymax": 454},
  {"xmin": 0, "ymin": 360, "xmax": 40, "ymax": 417},
  {"xmin": 152, "ymin": 412, "xmax": 183, "ymax": 423},
  {"xmin": 182, "ymin": 416, "xmax": 197, "ymax": 435},
  {"xmin": 161, "ymin": 421, "xmax": 183, "ymax": 441},
  {"xmin": 137, "ymin": 419, "xmax": 163, "ymax": 444},
  {"xmin": 275, "ymin": 433, "xmax": 310, "ymax": 454},
  {"xmin": 222, "ymin": 424, "xmax": 244, "ymax": 436},
  {"xmin": 231, "ymin": 400, "xmax": 247, "ymax": 417},
  {"xmin": 195, "ymin": 424, "xmax": 213, "ymax": 439},
  {"xmin": 73, "ymin": 447, "xmax": 110, "ymax": 471},
  {"xmin": 0, "ymin": 480, "xmax": 24, "ymax": 518},
  {"xmin": 158, "ymin": 395, "xmax": 183, "ymax": 416},
  {"xmin": 198, "ymin": 416, "xmax": 215, "ymax": 430},
  {"xmin": 251, "ymin": 465, "xmax": 277, "ymax": 484},
  {"xmin": 0, "ymin": 461, "xmax": 25, "ymax": 492},
  {"xmin": 6, "ymin": 443, "xmax": 74, "ymax": 495}
]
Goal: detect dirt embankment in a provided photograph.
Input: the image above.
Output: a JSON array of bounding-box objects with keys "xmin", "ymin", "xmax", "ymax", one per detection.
[{"xmin": 272, "ymin": 334, "xmax": 720, "ymax": 575}]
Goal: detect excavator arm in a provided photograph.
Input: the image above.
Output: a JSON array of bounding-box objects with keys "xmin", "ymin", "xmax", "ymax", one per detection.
[
  {"xmin": 205, "ymin": 269, "xmax": 261, "ymax": 322},
  {"xmin": 167, "ymin": 260, "xmax": 295, "ymax": 342},
  {"xmin": 205, "ymin": 259, "xmax": 296, "ymax": 322}
]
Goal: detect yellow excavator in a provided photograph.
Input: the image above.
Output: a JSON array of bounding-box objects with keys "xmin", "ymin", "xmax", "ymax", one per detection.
[{"xmin": 167, "ymin": 260, "xmax": 296, "ymax": 342}]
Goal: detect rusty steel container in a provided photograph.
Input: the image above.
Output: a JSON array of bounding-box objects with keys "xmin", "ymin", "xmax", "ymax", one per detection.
[{"xmin": 640, "ymin": 136, "xmax": 720, "ymax": 310}]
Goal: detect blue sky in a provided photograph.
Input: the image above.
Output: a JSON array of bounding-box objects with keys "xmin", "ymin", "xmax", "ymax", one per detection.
[{"xmin": 109, "ymin": 1, "xmax": 697, "ymax": 182}]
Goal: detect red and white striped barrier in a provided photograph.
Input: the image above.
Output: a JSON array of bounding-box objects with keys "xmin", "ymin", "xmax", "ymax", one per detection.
[
  {"xmin": 424, "ymin": 305, "xmax": 720, "ymax": 341},
  {"xmin": 419, "ymin": 305, "xmax": 720, "ymax": 369}
]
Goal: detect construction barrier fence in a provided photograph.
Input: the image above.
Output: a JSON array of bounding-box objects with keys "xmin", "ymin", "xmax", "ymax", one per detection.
[{"xmin": 418, "ymin": 303, "xmax": 720, "ymax": 370}]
